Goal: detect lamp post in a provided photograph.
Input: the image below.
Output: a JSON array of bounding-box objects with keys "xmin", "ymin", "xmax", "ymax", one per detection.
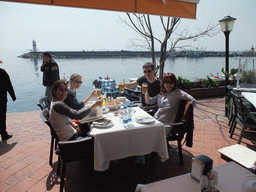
[{"xmin": 218, "ymin": 16, "xmax": 236, "ymax": 116}]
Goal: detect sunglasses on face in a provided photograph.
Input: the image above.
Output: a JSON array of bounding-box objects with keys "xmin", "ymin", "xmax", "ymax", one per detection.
[
  {"xmin": 74, "ymin": 80, "xmax": 83, "ymax": 84},
  {"xmin": 143, "ymin": 70, "xmax": 152, "ymax": 74},
  {"xmin": 58, "ymin": 88, "xmax": 68, "ymax": 92},
  {"xmin": 164, "ymin": 81, "xmax": 174, "ymax": 84}
]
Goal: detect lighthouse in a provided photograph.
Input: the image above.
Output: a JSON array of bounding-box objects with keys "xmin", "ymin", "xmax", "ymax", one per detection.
[{"xmin": 32, "ymin": 39, "xmax": 37, "ymax": 52}]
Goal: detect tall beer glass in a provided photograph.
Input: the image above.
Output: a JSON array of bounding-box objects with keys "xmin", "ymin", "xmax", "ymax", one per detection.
[
  {"xmin": 119, "ymin": 82, "xmax": 125, "ymax": 93},
  {"xmin": 142, "ymin": 83, "xmax": 148, "ymax": 94}
]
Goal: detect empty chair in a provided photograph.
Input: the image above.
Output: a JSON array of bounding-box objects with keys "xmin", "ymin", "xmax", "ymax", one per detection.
[
  {"xmin": 229, "ymin": 91, "xmax": 256, "ymax": 144},
  {"xmin": 166, "ymin": 100, "xmax": 194, "ymax": 165},
  {"xmin": 38, "ymin": 96, "xmax": 51, "ymax": 110},
  {"xmin": 40, "ymin": 109, "xmax": 59, "ymax": 165},
  {"xmin": 57, "ymin": 137, "xmax": 94, "ymax": 192}
]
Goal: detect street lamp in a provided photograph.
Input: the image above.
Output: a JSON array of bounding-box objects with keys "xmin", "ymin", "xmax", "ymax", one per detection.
[{"xmin": 218, "ymin": 16, "xmax": 236, "ymax": 116}]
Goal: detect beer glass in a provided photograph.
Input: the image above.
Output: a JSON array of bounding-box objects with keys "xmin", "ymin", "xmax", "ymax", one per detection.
[
  {"xmin": 119, "ymin": 82, "xmax": 125, "ymax": 93},
  {"xmin": 96, "ymin": 89, "xmax": 102, "ymax": 97},
  {"xmin": 142, "ymin": 83, "xmax": 148, "ymax": 94}
]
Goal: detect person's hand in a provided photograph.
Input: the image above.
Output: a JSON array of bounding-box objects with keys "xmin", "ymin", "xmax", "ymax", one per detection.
[
  {"xmin": 91, "ymin": 90, "xmax": 97, "ymax": 98},
  {"xmin": 95, "ymin": 97, "xmax": 103, "ymax": 107}
]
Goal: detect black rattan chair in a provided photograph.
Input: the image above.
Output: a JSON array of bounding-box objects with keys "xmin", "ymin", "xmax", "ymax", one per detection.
[
  {"xmin": 166, "ymin": 100, "xmax": 194, "ymax": 166},
  {"xmin": 57, "ymin": 137, "xmax": 94, "ymax": 192},
  {"xmin": 37, "ymin": 96, "xmax": 51, "ymax": 111},
  {"xmin": 40, "ymin": 109, "xmax": 59, "ymax": 165},
  {"xmin": 229, "ymin": 91, "xmax": 256, "ymax": 144}
]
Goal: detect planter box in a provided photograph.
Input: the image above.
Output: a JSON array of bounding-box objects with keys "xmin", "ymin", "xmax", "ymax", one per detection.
[{"xmin": 184, "ymin": 86, "xmax": 226, "ymax": 99}]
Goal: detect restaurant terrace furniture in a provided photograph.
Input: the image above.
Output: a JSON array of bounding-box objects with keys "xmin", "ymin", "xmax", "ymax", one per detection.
[
  {"xmin": 219, "ymin": 144, "xmax": 256, "ymax": 171},
  {"xmin": 242, "ymin": 92, "xmax": 256, "ymax": 108},
  {"xmin": 165, "ymin": 100, "xmax": 194, "ymax": 166},
  {"xmin": 86, "ymin": 106, "xmax": 169, "ymax": 171},
  {"xmin": 37, "ymin": 96, "xmax": 51, "ymax": 111},
  {"xmin": 57, "ymin": 137, "xmax": 94, "ymax": 192},
  {"xmin": 40, "ymin": 109, "xmax": 59, "ymax": 165},
  {"xmin": 137, "ymin": 161, "xmax": 256, "ymax": 192},
  {"xmin": 229, "ymin": 91, "xmax": 256, "ymax": 144}
]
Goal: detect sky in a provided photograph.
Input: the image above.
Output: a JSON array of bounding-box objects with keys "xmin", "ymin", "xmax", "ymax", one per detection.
[{"xmin": 0, "ymin": 0, "xmax": 255, "ymax": 52}]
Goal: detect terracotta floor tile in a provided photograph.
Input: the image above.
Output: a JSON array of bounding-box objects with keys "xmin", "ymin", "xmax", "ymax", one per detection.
[
  {"xmin": 3, "ymin": 172, "xmax": 25, "ymax": 186},
  {"xmin": 0, "ymin": 158, "xmax": 18, "ymax": 169},
  {"xmin": 6, "ymin": 186, "xmax": 25, "ymax": 192},
  {"xmin": 29, "ymin": 168, "xmax": 49, "ymax": 180},
  {"xmin": 19, "ymin": 165, "xmax": 38, "ymax": 177},
  {"xmin": 27, "ymin": 181, "xmax": 46, "ymax": 192},
  {"xmin": 0, "ymin": 181, "xmax": 12, "ymax": 191},
  {"xmin": 0, "ymin": 169, "xmax": 15, "ymax": 181},
  {"xmin": 15, "ymin": 177, "xmax": 38, "ymax": 191},
  {"xmin": 7, "ymin": 162, "xmax": 28, "ymax": 173}
]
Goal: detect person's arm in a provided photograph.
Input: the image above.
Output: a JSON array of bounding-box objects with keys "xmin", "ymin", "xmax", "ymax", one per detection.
[
  {"xmin": 5, "ymin": 71, "xmax": 16, "ymax": 101},
  {"xmin": 123, "ymin": 81, "xmax": 138, "ymax": 89},
  {"xmin": 83, "ymin": 90, "xmax": 97, "ymax": 106},
  {"xmin": 180, "ymin": 90, "xmax": 196, "ymax": 107},
  {"xmin": 53, "ymin": 98, "xmax": 102, "ymax": 120},
  {"xmin": 145, "ymin": 92, "xmax": 158, "ymax": 105}
]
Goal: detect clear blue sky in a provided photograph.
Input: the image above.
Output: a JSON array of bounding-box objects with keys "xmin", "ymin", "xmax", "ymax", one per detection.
[{"xmin": 0, "ymin": 0, "xmax": 255, "ymax": 52}]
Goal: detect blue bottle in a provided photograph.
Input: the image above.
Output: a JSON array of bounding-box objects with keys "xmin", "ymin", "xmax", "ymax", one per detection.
[{"xmin": 123, "ymin": 106, "xmax": 128, "ymax": 124}]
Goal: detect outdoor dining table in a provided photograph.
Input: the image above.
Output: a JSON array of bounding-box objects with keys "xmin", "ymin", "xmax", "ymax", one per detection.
[
  {"xmin": 242, "ymin": 92, "xmax": 256, "ymax": 108},
  {"xmin": 138, "ymin": 161, "xmax": 256, "ymax": 192},
  {"xmin": 85, "ymin": 105, "xmax": 169, "ymax": 171}
]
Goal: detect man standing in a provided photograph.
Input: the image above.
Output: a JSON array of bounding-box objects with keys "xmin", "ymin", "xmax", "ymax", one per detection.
[
  {"xmin": 122, "ymin": 62, "xmax": 161, "ymax": 112},
  {"xmin": 0, "ymin": 59, "xmax": 16, "ymax": 141},
  {"xmin": 41, "ymin": 52, "xmax": 60, "ymax": 100}
]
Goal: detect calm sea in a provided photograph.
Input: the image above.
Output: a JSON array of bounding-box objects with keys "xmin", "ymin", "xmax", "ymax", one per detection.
[{"xmin": 0, "ymin": 50, "xmax": 240, "ymax": 113}]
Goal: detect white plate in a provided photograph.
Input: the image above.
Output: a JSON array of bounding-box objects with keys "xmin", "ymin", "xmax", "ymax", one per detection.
[
  {"xmin": 116, "ymin": 97, "xmax": 127, "ymax": 102},
  {"xmin": 135, "ymin": 116, "xmax": 155, "ymax": 124},
  {"xmin": 102, "ymin": 107, "xmax": 110, "ymax": 114},
  {"xmin": 92, "ymin": 120, "xmax": 114, "ymax": 128},
  {"xmin": 107, "ymin": 104, "xmax": 122, "ymax": 109}
]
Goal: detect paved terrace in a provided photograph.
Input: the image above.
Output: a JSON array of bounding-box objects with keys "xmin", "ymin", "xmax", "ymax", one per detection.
[{"xmin": 1, "ymin": 97, "xmax": 256, "ymax": 192}]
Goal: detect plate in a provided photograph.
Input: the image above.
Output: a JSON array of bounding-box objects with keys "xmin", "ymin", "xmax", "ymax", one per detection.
[
  {"xmin": 92, "ymin": 119, "xmax": 114, "ymax": 128},
  {"xmin": 102, "ymin": 107, "xmax": 110, "ymax": 114},
  {"xmin": 107, "ymin": 104, "xmax": 122, "ymax": 109},
  {"xmin": 116, "ymin": 97, "xmax": 127, "ymax": 102},
  {"xmin": 135, "ymin": 116, "xmax": 155, "ymax": 124}
]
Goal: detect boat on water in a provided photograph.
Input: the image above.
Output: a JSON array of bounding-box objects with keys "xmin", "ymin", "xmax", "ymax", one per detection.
[{"xmin": 92, "ymin": 76, "xmax": 141, "ymax": 101}]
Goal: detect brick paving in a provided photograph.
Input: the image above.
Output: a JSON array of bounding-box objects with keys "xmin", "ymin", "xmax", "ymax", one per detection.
[{"xmin": 0, "ymin": 97, "xmax": 256, "ymax": 192}]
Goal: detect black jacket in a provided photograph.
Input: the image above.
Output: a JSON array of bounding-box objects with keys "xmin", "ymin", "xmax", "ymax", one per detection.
[
  {"xmin": 0, "ymin": 68, "xmax": 16, "ymax": 102},
  {"xmin": 41, "ymin": 59, "xmax": 60, "ymax": 86}
]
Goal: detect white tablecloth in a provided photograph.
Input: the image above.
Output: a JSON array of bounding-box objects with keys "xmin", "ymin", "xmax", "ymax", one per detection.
[
  {"xmin": 140, "ymin": 162, "xmax": 256, "ymax": 192},
  {"xmin": 242, "ymin": 92, "xmax": 256, "ymax": 108},
  {"xmin": 89, "ymin": 107, "xmax": 169, "ymax": 171}
]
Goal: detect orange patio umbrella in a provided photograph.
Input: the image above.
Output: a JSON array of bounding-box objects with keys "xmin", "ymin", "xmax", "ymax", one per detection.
[{"xmin": 2, "ymin": 0, "xmax": 199, "ymax": 19}]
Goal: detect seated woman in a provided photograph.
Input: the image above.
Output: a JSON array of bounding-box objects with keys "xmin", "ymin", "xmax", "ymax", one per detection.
[
  {"xmin": 64, "ymin": 74, "xmax": 97, "ymax": 110},
  {"xmin": 50, "ymin": 80, "xmax": 102, "ymax": 141},
  {"xmin": 145, "ymin": 73, "xmax": 196, "ymax": 135}
]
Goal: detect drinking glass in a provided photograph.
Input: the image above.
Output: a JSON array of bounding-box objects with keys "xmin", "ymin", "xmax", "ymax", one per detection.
[
  {"xmin": 142, "ymin": 83, "xmax": 148, "ymax": 94},
  {"xmin": 96, "ymin": 89, "xmax": 102, "ymax": 97},
  {"xmin": 119, "ymin": 82, "xmax": 125, "ymax": 93}
]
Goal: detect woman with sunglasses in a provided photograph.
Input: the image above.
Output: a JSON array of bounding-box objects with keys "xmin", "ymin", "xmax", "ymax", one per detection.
[
  {"xmin": 145, "ymin": 73, "xmax": 196, "ymax": 134},
  {"xmin": 50, "ymin": 80, "xmax": 102, "ymax": 141},
  {"xmin": 64, "ymin": 74, "xmax": 98, "ymax": 110}
]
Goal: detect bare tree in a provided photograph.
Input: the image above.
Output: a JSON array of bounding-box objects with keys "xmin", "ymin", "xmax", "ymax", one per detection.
[{"xmin": 121, "ymin": 13, "xmax": 219, "ymax": 79}]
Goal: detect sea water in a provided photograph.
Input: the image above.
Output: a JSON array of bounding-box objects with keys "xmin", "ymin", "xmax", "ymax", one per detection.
[{"xmin": 0, "ymin": 50, "xmax": 240, "ymax": 113}]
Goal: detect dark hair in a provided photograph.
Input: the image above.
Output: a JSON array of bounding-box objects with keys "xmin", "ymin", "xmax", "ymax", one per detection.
[
  {"xmin": 42, "ymin": 52, "xmax": 52, "ymax": 59},
  {"xmin": 161, "ymin": 73, "xmax": 177, "ymax": 93},
  {"xmin": 143, "ymin": 62, "xmax": 155, "ymax": 70},
  {"xmin": 51, "ymin": 80, "xmax": 68, "ymax": 99}
]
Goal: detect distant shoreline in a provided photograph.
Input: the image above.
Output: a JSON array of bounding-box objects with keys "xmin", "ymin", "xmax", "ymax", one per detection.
[{"xmin": 18, "ymin": 50, "xmax": 254, "ymax": 59}]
